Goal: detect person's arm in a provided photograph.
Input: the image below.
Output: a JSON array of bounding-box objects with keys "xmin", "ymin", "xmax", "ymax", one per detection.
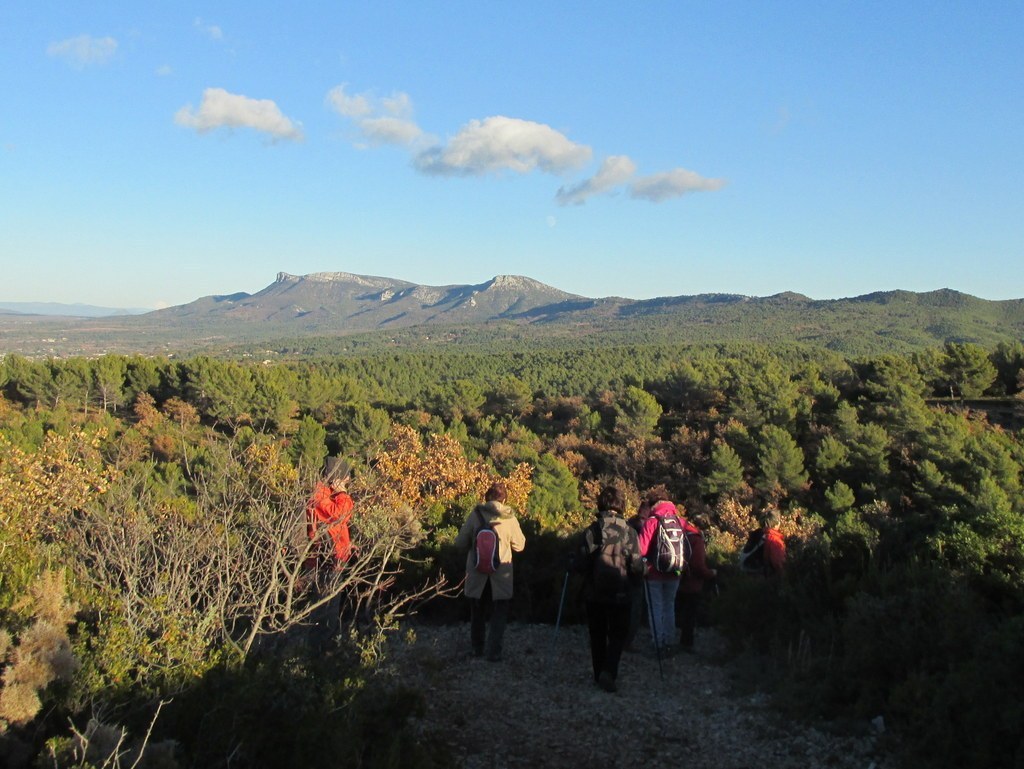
[
  {"xmin": 509, "ymin": 518, "xmax": 526, "ymax": 553},
  {"xmin": 636, "ymin": 515, "xmax": 657, "ymax": 558},
  {"xmin": 331, "ymin": 492, "xmax": 354, "ymax": 525},
  {"xmin": 571, "ymin": 524, "xmax": 600, "ymax": 572},
  {"xmin": 454, "ymin": 511, "xmax": 476, "ymax": 552},
  {"xmin": 687, "ymin": 533, "xmax": 716, "ymax": 580}
]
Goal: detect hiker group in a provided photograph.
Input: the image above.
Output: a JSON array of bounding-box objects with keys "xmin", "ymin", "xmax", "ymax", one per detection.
[
  {"xmin": 454, "ymin": 479, "xmax": 787, "ymax": 694},
  {"xmin": 306, "ymin": 457, "xmax": 786, "ymax": 692}
]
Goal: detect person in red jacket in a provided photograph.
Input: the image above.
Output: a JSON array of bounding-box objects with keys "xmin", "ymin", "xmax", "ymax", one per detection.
[
  {"xmin": 677, "ymin": 513, "xmax": 717, "ymax": 652},
  {"xmin": 305, "ymin": 457, "xmax": 355, "ymax": 646},
  {"xmin": 762, "ymin": 511, "xmax": 787, "ymax": 576},
  {"xmin": 307, "ymin": 457, "xmax": 355, "ymax": 569}
]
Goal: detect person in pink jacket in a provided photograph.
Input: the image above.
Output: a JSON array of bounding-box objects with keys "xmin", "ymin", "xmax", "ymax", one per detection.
[{"xmin": 636, "ymin": 489, "xmax": 684, "ymax": 654}]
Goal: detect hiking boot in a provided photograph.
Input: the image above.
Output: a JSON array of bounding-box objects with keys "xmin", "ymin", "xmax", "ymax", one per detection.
[{"xmin": 597, "ymin": 671, "xmax": 617, "ymax": 693}]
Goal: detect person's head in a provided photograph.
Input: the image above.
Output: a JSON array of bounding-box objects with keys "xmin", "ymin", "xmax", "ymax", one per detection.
[
  {"xmin": 763, "ymin": 511, "xmax": 781, "ymax": 530},
  {"xmin": 323, "ymin": 457, "xmax": 350, "ymax": 490},
  {"xmin": 692, "ymin": 514, "xmax": 711, "ymax": 531},
  {"xmin": 644, "ymin": 484, "xmax": 671, "ymax": 507},
  {"xmin": 596, "ymin": 485, "xmax": 625, "ymax": 514},
  {"xmin": 484, "ymin": 482, "xmax": 507, "ymax": 503}
]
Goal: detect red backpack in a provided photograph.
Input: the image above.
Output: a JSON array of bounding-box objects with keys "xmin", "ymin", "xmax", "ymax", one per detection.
[{"xmin": 473, "ymin": 509, "xmax": 501, "ymax": 574}]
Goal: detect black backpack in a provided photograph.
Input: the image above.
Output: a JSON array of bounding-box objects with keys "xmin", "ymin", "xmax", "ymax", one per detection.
[
  {"xmin": 591, "ymin": 518, "xmax": 630, "ymax": 595},
  {"xmin": 650, "ymin": 513, "xmax": 687, "ymax": 574},
  {"xmin": 739, "ymin": 528, "xmax": 766, "ymax": 573}
]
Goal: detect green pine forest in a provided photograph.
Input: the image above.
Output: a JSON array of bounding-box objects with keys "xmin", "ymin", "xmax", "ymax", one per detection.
[{"xmin": 2, "ymin": 337, "xmax": 1024, "ymax": 768}]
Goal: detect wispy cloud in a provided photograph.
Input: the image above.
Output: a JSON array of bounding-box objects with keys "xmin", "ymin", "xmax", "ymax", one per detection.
[
  {"xmin": 155, "ymin": 64, "xmax": 173, "ymax": 77},
  {"xmin": 556, "ymin": 155, "xmax": 637, "ymax": 206},
  {"xmin": 414, "ymin": 116, "xmax": 591, "ymax": 176},
  {"xmin": 47, "ymin": 35, "xmax": 117, "ymax": 68},
  {"xmin": 629, "ymin": 168, "xmax": 727, "ymax": 202},
  {"xmin": 194, "ymin": 18, "xmax": 223, "ymax": 41},
  {"xmin": 175, "ymin": 88, "xmax": 303, "ymax": 141},
  {"xmin": 327, "ymin": 82, "xmax": 723, "ymax": 205},
  {"xmin": 326, "ymin": 84, "xmax": 423, "ymax": 147}
]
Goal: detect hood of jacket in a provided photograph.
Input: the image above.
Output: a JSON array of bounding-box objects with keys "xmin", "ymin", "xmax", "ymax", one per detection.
[
  {"xmin": 476, "ymin": 500, "xmax": 514, "ymax": 520},
  {"xmin": 650, "ymin": 500, "xmax": 678, "ymax": 518}
]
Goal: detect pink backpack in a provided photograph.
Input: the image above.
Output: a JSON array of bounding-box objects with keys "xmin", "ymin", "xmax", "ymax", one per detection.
[{"xmin": 473, "ymin": 509, "xmax": 501, "ymax": 574}]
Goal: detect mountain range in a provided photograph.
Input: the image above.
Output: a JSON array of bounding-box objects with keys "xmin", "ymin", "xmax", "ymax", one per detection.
[{"xmin": 3, "ymin": 271, "xmax": 1023, "ymax": 357}]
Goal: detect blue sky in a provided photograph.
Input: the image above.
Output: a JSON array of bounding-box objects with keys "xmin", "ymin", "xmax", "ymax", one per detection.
[{"xmin": 2, "ymin": 1, "xmax": 1021, "ymax": 309}]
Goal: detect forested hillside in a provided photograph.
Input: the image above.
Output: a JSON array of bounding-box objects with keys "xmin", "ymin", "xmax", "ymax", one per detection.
[
  {"xmin": 3, "ymin": 281, "xmax": 1023, "ymax": 358},
  {"xmin": 1, "ymin": 340, "xmax": 1023, "ymax": 767}
]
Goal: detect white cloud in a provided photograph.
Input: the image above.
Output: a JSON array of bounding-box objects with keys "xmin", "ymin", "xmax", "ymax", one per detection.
[
  {"xmin": 326, "ymin": 85, "xmax": 423, "ymax": 147},
  {"xmin": 380, "ymin": 92, "xmax": 414, "ymax": 119},
  {"xmin": 359, "ymin": 116, "xmax": 423, "ymax": 146},
  {"xmin": 414, "ymin": 116, "xmax": 592, "ymax": 177},
  {"xmin": 194, "ymin": 18, "xmax": 223, "ymax": 41},
  {"xmin": 556, "ymin": 155, "xmax": 637, "ymax": 206},
  {"xmin": 47, "ymin": 35, "xmax": 117, "ymax": 68},
  {"xmin": 155, "ymin": 64, "xmax": 172, "ymax": 77},
  {"xmin": 324, "ymin": 82, "xmax": 721, "ymax": 208},
  {"xmin": 629, "ymin": 168, "xmax": 727, "ymax": 202},
  {"xmin": 175, "ymin": 88, "xmax": 303, "ymax": 141},
  {"xmin": 326, "ymin": 85, "xmax": 372, "ymax": 118}
]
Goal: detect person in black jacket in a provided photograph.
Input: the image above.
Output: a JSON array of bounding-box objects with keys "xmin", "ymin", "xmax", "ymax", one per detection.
[{"xmin": 573, "ymin": 485, "xmax": 644, "ymax": 692}]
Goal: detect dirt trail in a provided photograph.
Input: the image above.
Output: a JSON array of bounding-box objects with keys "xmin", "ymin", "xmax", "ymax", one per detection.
[{"xmin": 382, "ymin": 621, "xmax": 889, "ymax": 769}]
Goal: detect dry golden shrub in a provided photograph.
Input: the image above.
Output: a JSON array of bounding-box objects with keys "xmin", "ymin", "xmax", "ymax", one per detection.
[
  {"xmin": 367, "ymin": 424, "xmax": 532, "ymax": 512},
  {"xmin": 132, "ymin": 392, "xmax": 163, "ymax": 430},
  {"xmin": 1, "ymin": 571, "xmax": 79, "ymax": 729},
  {"xmin": 0, "ymin": 430, "xmax": 116, "ymax": 546}
]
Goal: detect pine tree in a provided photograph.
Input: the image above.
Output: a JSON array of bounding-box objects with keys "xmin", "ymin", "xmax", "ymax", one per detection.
[{"xmin": 702, "ymin": 441, "xmax": 746, "ymax": 498}]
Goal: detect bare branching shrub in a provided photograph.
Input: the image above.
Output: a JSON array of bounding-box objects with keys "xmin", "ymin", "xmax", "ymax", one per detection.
[
  {"xmin": 47, "ymin": 702, "xmax": 177, "ymax": 769},
  {"xmin": 65, "ymin": 435, "xmax": 456, "ymax": 689}
]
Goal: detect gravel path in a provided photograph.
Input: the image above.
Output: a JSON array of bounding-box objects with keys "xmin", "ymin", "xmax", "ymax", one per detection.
[{"xmin": 381, "ymin": 621, "xmax": 891, "ymax": 769}]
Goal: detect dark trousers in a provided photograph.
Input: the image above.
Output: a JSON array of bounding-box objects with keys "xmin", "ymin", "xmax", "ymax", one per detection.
[
  {"xmin": 624, "ymin": 583, "xmax": 645, "ymax": 649},
  {"xmin": 586, "ymin": 600, "xmax": 631, "ymax": 682},
  {"xmin": 677, "ymin": 591, "xmax": 701, "ymax": 648},
  {"xmin": 470, "ymin": 580, "xmax": 509, "ymax": 659}
]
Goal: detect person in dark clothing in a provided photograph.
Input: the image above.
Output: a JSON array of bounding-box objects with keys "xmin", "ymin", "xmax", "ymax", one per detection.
[
  {"xmin": 677, "ymin": 513, "xmax": 716, "ymax": 652},
  {"xmin": 574, "ymin": 485, "xmax": 644, "ymax": 692},
  {"xmin": 623, "ymin": 499, "xmax": 652, "ymax": 652}
]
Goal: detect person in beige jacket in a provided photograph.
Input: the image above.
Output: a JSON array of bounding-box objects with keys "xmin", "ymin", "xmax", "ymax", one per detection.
[{"xmin": 455, "ymin": 482, "xmax": 526, "ymax": 661}]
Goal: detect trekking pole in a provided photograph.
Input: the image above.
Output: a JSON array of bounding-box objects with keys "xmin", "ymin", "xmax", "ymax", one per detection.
[
  {"xmin": 552, "ymin": 569, "xmax": 569, "ymax": 648},
  {"xmin": 643, "ymin": 578, "xmax": 665, "ymax": 681}
]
